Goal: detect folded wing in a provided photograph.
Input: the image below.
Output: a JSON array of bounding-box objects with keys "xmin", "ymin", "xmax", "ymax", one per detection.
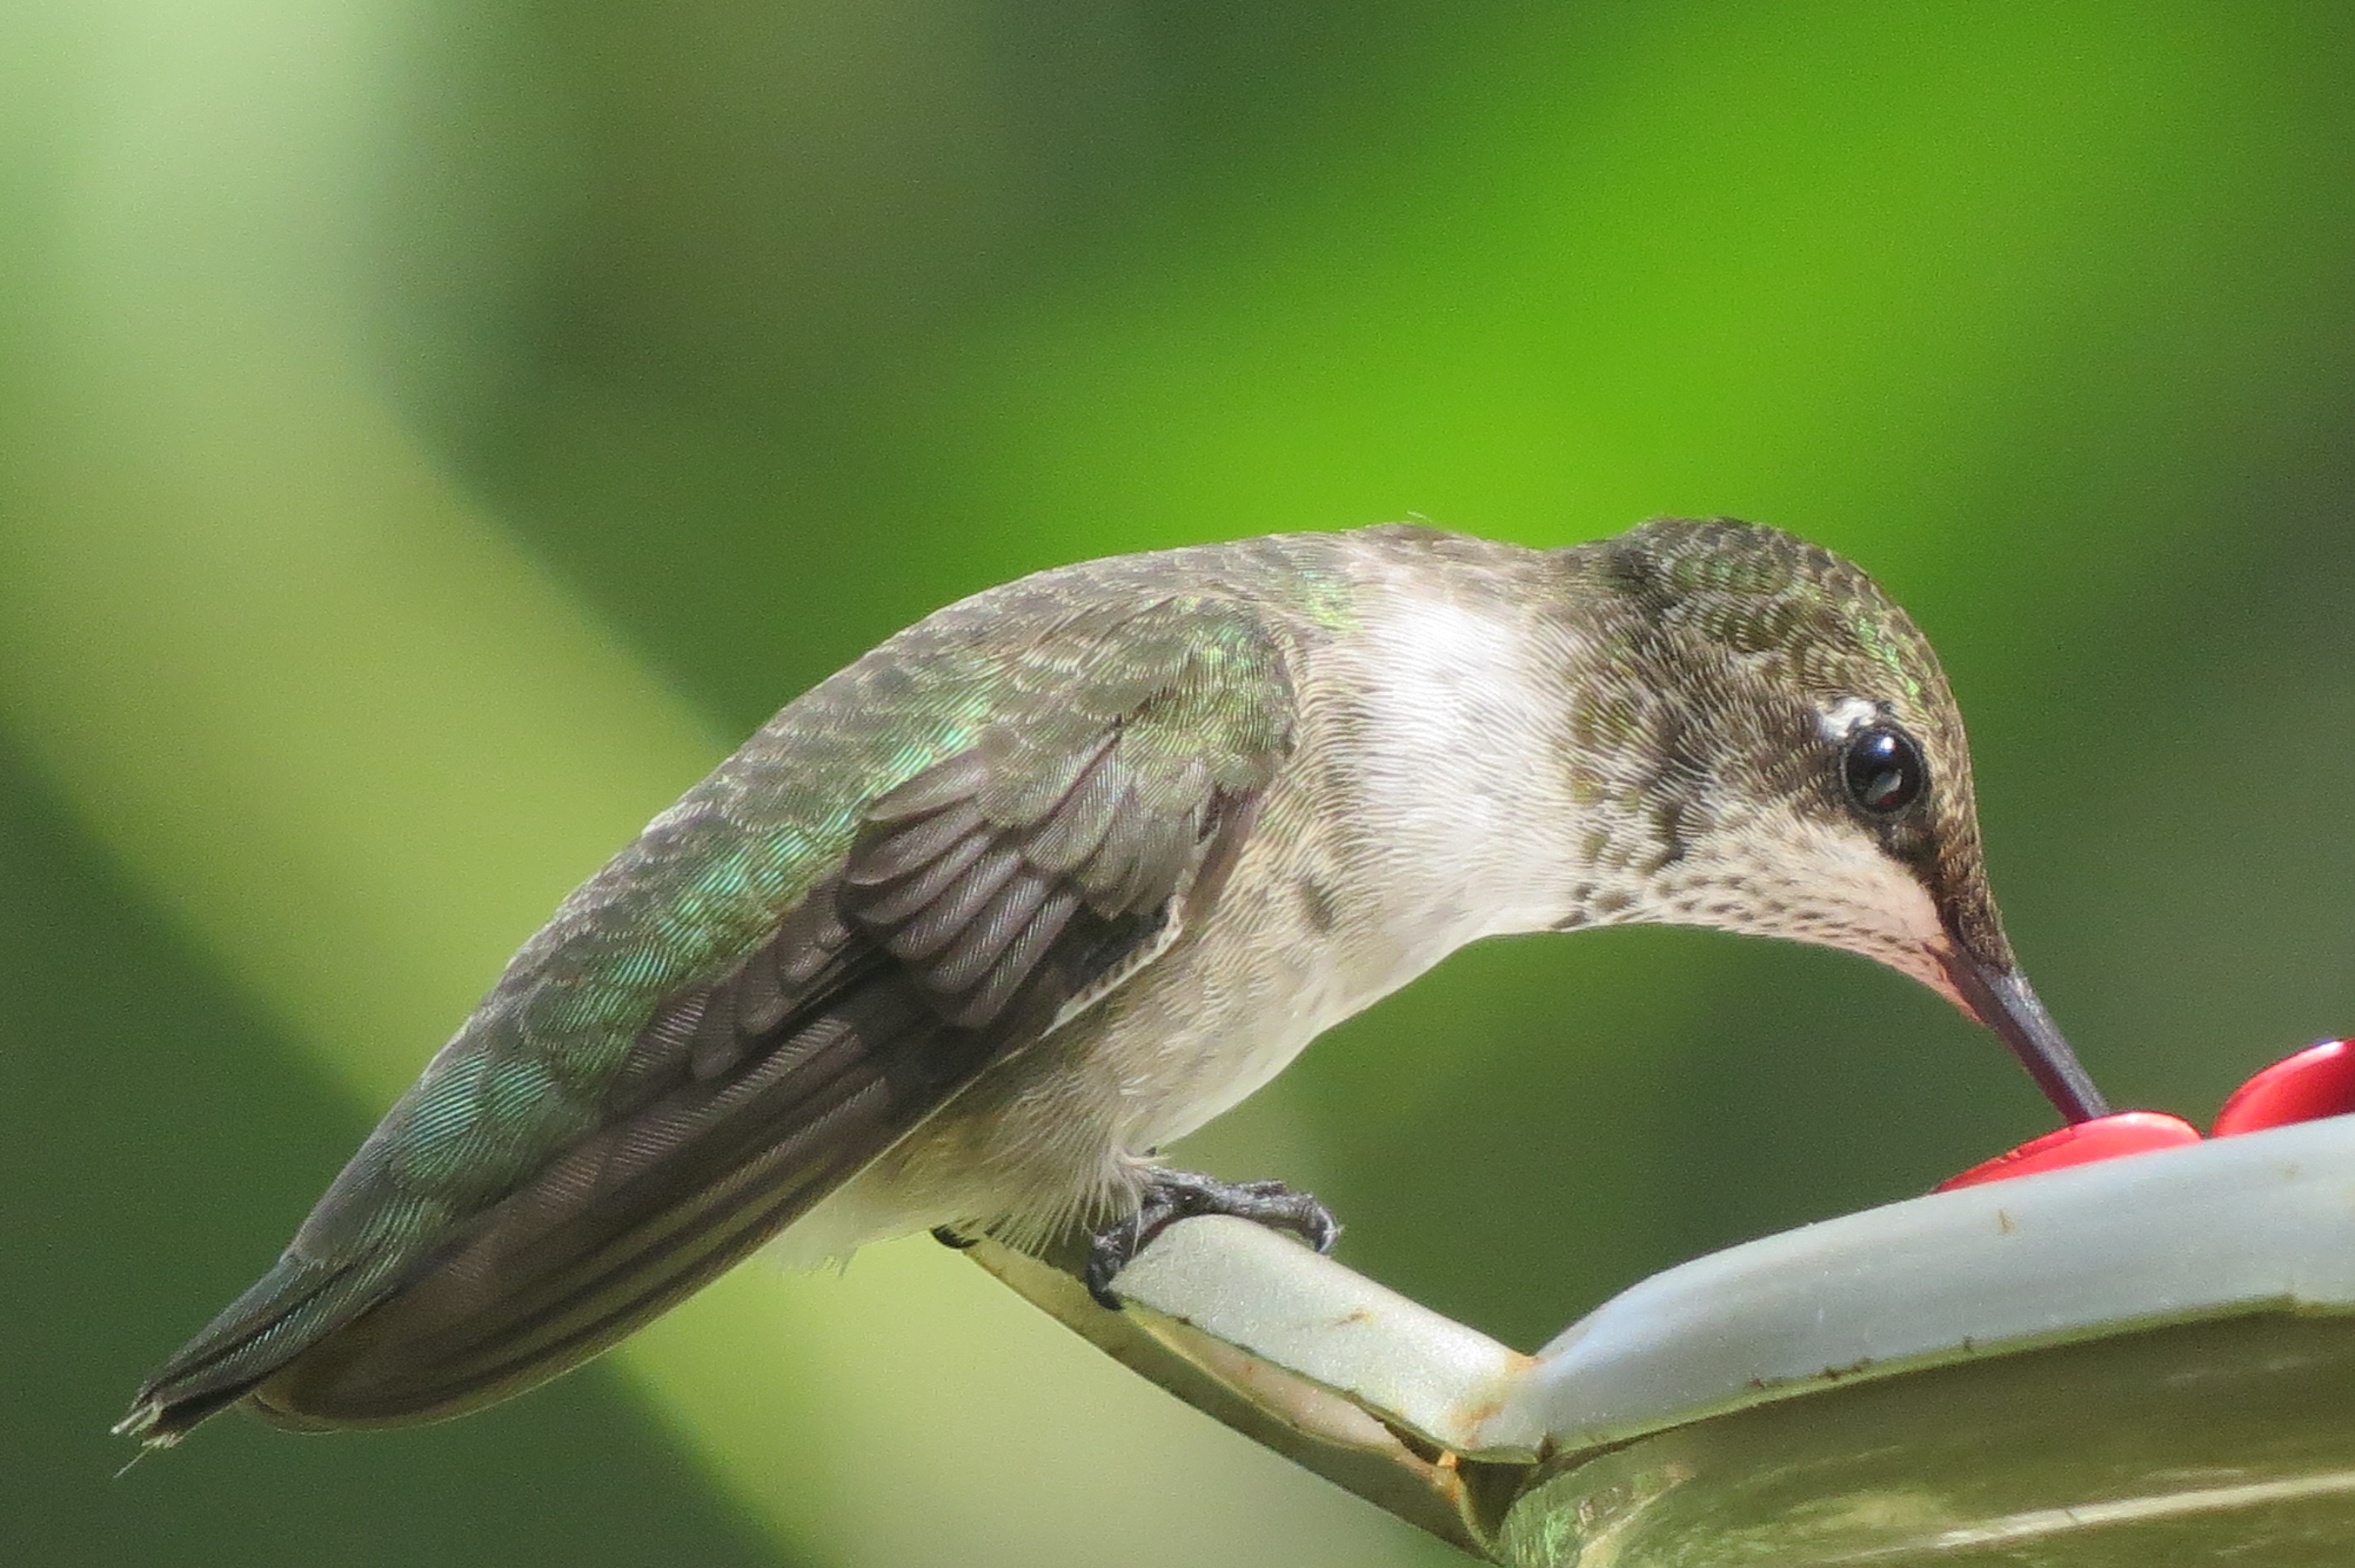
[{"xmin": 120, "ymin": 593, "xmax": 1295, "ymax": 1440}]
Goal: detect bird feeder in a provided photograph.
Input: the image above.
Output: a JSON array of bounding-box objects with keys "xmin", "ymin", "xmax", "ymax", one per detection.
[{"xmin": 969, "ymin": 1041, "xmax": 2355, "ymax": 1564}]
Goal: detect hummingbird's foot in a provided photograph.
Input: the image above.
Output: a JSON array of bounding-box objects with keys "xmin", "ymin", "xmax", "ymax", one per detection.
[
  {"xmin": 930, "ymin": 1225, "xmax": 980, "ymax": 1251},
  {"xmin": 1083, "ymin": 1168, "xmax": 1340, "ymax": 1310}
]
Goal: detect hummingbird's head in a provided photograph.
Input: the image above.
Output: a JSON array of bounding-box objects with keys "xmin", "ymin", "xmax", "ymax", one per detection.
[{"xmin": 1551, "ymin": 517, "xmax": 2107, "ymax": 1123}]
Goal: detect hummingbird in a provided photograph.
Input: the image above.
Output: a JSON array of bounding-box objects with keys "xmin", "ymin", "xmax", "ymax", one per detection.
[{"xmin": 119, "ymin": 517, "xmax": 2105, "ymax": 1446}]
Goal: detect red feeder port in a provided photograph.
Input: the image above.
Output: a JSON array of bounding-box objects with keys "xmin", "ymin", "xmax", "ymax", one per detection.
[
  {"xmin": 1935, "ymin": 1111, "xmax": 2203, "ymax": 1192},
  {"xmin": 2211, "ymin": 1039, "xmax": 2355, "ymax": 1137}
]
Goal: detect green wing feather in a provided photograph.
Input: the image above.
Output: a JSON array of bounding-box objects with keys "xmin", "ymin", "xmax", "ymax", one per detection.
[{"xmin": 120, "ymin": 576, "xmax": 1298, "ymax": 1442}]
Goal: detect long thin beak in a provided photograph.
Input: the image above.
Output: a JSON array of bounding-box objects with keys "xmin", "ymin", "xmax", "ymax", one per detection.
[{"xmin": 1937, "ymin": 949, "xmax": 2109, "ymax": 1124}]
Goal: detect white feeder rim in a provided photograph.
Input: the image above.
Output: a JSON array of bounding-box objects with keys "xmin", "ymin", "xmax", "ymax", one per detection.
[{"xmin": 1100, "ymin": 1114, "xmax": 2355, "ymax": 1462}]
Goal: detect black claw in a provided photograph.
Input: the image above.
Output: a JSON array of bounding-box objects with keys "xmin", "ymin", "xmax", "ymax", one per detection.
[
  {"xmin": 1081, "ymin": 1167, "xmax": 1341, "ymax": 1309},
  {"xmin": 1084, "ymin": 1223, "xmax": 1146, "ymax": 1310},
  {"xmin": 931, "ymin": 1224, "xmax": 979, "ymax": 1251}
]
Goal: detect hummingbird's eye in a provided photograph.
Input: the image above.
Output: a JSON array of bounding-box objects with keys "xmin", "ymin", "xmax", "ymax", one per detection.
[{"xmin": 1842, "ymin": 724, "xmax": 1926, "ymax": 815}]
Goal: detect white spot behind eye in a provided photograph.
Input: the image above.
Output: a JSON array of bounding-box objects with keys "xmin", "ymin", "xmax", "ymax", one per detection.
[{"xmin": 1817, "ymin": 696, "xmax": 1880, "ymax": 742}]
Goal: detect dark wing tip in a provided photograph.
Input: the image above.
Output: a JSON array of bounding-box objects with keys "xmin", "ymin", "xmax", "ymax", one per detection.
[
  {"xmin": 114, "ymin": 1380, "xmax": 246, "ymax": 1450},
  {"xmin": 114, "ymin": 1254, "xmax": 389, "ymax": 1449}
]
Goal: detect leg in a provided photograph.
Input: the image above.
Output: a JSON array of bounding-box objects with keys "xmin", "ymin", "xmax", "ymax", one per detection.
[{"xmin": 1083, "ymin": 1167, "xmax": 1340, "ymax": 1310}]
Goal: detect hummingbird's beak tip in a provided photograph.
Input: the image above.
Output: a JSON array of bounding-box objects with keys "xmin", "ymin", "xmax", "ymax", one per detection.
[{"xmin": 1936, "ymin": 948, "xmax": 2110, "ymax": 1125}]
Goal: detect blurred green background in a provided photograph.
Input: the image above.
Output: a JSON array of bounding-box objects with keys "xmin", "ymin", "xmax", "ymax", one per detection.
[{"xmin": 4, "ymin": 2, "xmax": 2352, "ymax": 1564}]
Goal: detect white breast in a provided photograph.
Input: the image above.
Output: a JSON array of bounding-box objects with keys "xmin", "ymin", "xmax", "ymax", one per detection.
[
  {"xmin": 1114, "ymin": 586, "xmax": 1587, "ymax": 1145},
  {"xmin": 1336, "ymin": 589, "xmax": 1583, "ymax": 957}
]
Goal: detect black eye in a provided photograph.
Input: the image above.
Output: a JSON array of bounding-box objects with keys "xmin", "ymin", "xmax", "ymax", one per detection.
[{"xmin": 1842, "ymin": 723, "xmax": 1926, "ymax": 815}]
